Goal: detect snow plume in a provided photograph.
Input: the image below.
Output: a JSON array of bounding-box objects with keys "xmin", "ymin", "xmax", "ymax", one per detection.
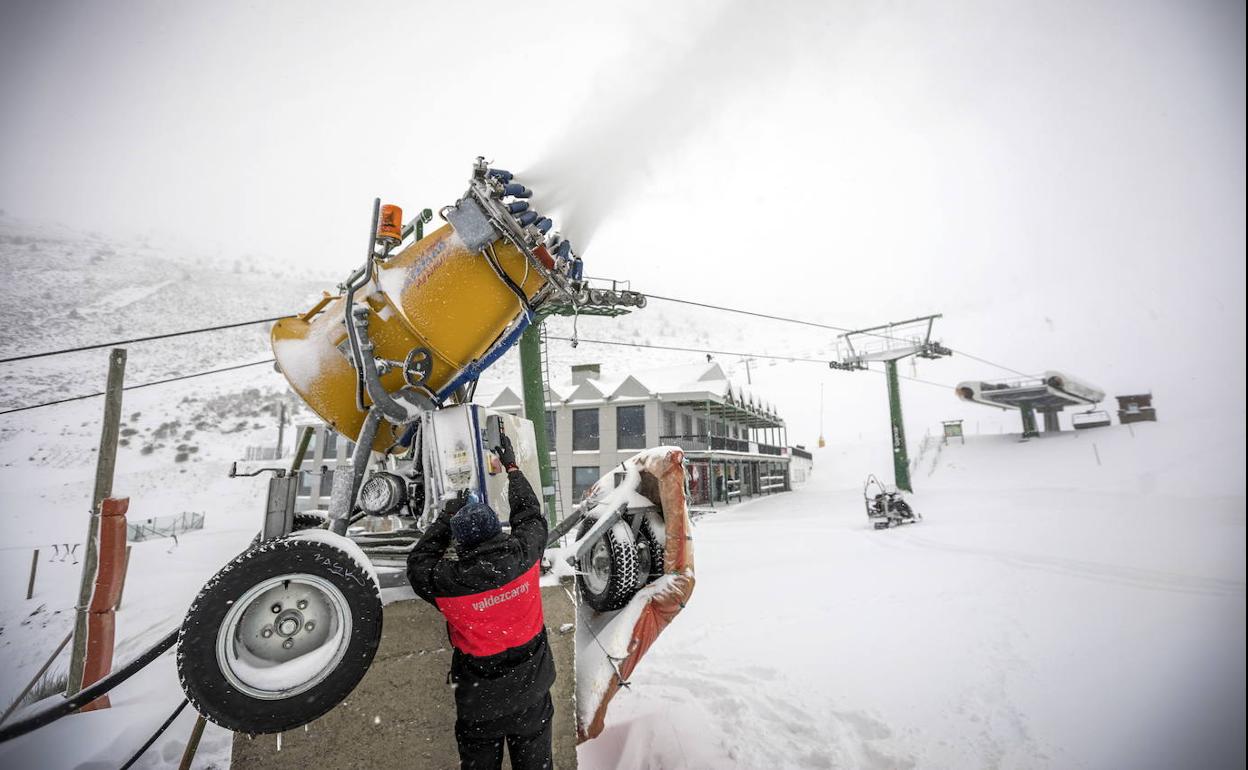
[{"xmin": 522, "ymin": 2, "xmax": 803, "ymax": 252}]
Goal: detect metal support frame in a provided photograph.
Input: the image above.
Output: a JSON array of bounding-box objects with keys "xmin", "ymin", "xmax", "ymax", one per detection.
[
  {"xmin": 830, "ymin": 313, "xmax": 949, "ymax": 493},
  {"xmin": 566, "ymin": 502, "xmax": 628, "ymax": 565},
  {"xmin": 328, "ymin": 408, "xmax": 383, "ymax": 536}
]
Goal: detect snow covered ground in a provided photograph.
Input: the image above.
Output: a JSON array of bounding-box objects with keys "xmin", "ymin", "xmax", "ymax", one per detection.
[
  {"xmin": 579, "ymin": 419, "xmax": 1246, "ymax": 769},
  {"xmin": 0, "ymin": 379, "xmax": 1244, "ymax": 769}
]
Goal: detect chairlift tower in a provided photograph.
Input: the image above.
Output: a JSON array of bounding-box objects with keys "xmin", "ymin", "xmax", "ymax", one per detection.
[
  {"xmin": 518, "ymin": 278, "xmax": 645, "ymax": 522},
  {"xmin": 829, "ymin": 314, "xmax": 951, "ymax": 493}
]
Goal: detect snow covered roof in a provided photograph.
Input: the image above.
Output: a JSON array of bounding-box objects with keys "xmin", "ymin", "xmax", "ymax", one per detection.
[
  {"xmin": 538, "ymin": 361, "xmax": 785, "ymax": 426},
  {"xmin": 484, "ymin": 361, "xmax": 783, "ymax": 425}
]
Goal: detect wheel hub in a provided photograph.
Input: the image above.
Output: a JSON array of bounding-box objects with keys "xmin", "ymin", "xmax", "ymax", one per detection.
[
  {"xmin": 216, "ymin": 573, "xmax": 353, "ymax": 701},
  {"xmin": 275, "ymin": 610, "xmax": 304, "ymax": 638},
  {"xmin": 584, "ymin": 539, "xmax": 611, "ymax": 594}
]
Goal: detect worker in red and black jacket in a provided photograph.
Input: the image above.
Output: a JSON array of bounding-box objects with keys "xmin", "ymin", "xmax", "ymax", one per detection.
[{"xmin": 407, "ymin": 429, "xmax": 555, "ymax": 770}]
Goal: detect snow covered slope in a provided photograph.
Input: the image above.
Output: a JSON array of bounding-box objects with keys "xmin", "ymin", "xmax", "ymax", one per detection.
[{"xmin": 579, "ymin": 418, "xmax": 1246, "ymax": 769}]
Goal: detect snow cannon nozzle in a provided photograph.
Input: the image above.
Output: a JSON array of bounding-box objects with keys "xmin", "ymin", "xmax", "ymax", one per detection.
[{"xmin": 452, "ymin": 158, "xmax": 587, "ymax": 300}]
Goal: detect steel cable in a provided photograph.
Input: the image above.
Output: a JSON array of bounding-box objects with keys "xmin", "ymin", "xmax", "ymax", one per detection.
[
  {"xmin": 0, "ymin": 359, "xmax": 275, "ymax": 416},
  {"xmin": 119, "ymin": 698, "xmax": 189, "ymax": 770}
]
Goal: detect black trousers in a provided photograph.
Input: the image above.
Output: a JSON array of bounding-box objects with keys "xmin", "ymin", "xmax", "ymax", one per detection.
[{"xmin": 455, "ymin": 692, "xmax": 554, "ymax": 770}]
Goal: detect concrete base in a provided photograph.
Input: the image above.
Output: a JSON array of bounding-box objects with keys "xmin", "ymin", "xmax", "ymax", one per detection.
[{"xmin": 231, "ymin": 583, "xmax": 578, "ymax": 769}]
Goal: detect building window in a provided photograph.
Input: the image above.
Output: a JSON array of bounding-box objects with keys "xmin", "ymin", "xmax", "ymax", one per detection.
[
  {"xmin": 697, "ymin": 417, "xmax": 707, "ymax": 437},
  {"xmin": 663, "ymin": 409, "xmax": 676, "ymax": 437},
  {"xmin": 572, "ymin": 466, "xmax": 600, "ymax": 501},
  {"xmin": 323, "ymin": 430, "xmax": 338, "ymax": 459},
  {"xmin": 298, "ymin": 470, "xmax": 313, "ymax": 496},
  {"xmin": 545, "ymin": 410, "xmax": 557, "ymax": 450},
  {"xmin": 617, "ymin": 405, "xmax": 646, "ymax": 449},
  {"xmin": 319, "ymin": 468, "xmax": 335, "ymax": 497},
  {"xmin": 682, "ymin": 414, "xmax": 693, "ymax": 436},
  {"xmin": 572, "ymin": 408, "xmax": 599, "ymax": 451}
]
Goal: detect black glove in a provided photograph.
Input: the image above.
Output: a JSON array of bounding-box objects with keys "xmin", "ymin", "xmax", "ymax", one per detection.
[
  {"xmin": 441, "ymin": 489, "xmax": 470, "ymax": 519},
  {"xmin": 493, "ymin": 430, "xmax": 517, "ymax": 469}
]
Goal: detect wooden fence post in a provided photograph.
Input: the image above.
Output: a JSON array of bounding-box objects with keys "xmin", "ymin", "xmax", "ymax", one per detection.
[
  {"xmin": 67, "ymin": 348, "xmax": 126, "ymax": 698},
  {"xmin": 25, "ymin": 549, "xmax": 38, "ymax": 600}
]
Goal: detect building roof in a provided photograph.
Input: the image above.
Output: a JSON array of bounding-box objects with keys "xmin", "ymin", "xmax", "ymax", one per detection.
[{"xmin": 485, "ymin": 360, "xmax": 785, "ymax": 428}]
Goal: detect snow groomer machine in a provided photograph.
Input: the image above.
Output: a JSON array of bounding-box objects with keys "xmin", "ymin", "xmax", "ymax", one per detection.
[{"xmin": 176, "ymin": 159, "xmax": 592, "ymax": 733}]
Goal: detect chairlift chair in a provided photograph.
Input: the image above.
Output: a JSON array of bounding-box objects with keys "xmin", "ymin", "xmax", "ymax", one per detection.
[{"xmin": 1072, "ymin": 409, "xmax": 1111, "ymax": 430}]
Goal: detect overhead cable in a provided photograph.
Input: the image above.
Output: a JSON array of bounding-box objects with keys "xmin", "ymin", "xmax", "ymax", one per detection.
[{"xmin": 0, "ymin": 359, "xmax": 275, "ymax": 417}]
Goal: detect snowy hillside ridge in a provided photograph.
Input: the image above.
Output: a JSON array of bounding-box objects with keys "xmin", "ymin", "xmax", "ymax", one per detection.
[{"xmin": 0, "ymin": 219, "xmax": 327, "ymax": 411}]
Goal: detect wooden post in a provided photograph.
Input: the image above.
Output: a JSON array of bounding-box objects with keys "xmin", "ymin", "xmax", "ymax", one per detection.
[
  {"xmin": 67, "ymin": 348, "xmax": 126, "ymax": 697},
  {"xmin": 179, "ymin": 715, "xmax": 208, "ymax": 770},
  {"xmin": 25, "ymin": 549, "xmax": 38, "ymax": 600}
]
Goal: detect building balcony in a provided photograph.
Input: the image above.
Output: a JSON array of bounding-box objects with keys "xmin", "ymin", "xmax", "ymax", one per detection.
[{"xmin": 660, "ymin": 434, "xmax": 785, "ymax": 456}]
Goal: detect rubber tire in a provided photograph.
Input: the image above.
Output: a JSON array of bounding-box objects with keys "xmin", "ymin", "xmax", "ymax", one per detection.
[
  {"xmin": 635, "ymin": 513, "xmax": 665, "ymax": 586},
  {"xmin": 293, "ymin": 511, "xmax": 330, "ymax": 530},
  {"xmin": 249, "ymin": 511, "xmax": 330, "ymax": 548},
  {"xmin": 576, "ymin": 518, "xmax": 639, "ymax": 613},
  {"xmin": 177, "ymin": 535, "xmax": 383, "ymax": 734}
]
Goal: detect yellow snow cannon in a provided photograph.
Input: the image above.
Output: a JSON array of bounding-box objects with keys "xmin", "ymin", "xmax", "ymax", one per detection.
[{"xmin": 270, "ymin": 159, "xmax": 583, "ymax": 452}]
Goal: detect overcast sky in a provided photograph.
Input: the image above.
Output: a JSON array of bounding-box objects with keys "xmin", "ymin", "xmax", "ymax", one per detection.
[{"xmin": 2, "ymin": 0, "xmax": 1244, "ymax": 441}]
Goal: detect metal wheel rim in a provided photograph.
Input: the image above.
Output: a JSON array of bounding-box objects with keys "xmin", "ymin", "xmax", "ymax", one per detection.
[
  {"xmin": 216, "ymin": 572, "xmax": 353, "ymax": 701},
  {"xmin": 583, "ymin": 538, "xmax": 612, "ymax": 594}
]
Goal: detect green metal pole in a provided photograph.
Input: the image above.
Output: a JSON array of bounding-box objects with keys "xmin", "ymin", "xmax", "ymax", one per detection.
[
  {"xmin": 885, "ymin": 359, "xmax": 913, "ymax": 493},
  {"xmin": 1020, "ymin": 406, "xmax": 1038, "ymax": 438},
  {"xmin": 518, "ymin": 323, "xmax": 557, "ymax": 525}
]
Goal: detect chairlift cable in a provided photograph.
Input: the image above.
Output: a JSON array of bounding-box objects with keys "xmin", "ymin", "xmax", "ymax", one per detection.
[
  {"xmin": 0, "ymin": 317, "xmax": 285, "ymax": 365},
  {"xmin": 0, "ymin": 359, "xmax": 275, "ymax": 417},
  {"xmin": 642, "ymin": 292, "xmax": 1034, "ymax": 377}
]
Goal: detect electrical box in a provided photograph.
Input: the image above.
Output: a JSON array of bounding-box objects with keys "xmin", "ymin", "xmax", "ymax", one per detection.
[{"xmin": 427, "ymin": 404, "xmax": 543, "ymax": 522}]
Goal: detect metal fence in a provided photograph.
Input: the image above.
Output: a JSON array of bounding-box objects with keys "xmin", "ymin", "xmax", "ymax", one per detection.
[
  {"xmin": 127, "ymin": 512, "xmax": 205, "ymax": 542},
  {"xmin": 245, "ymin": 445, "xmax": 281, "ymax": 461}
]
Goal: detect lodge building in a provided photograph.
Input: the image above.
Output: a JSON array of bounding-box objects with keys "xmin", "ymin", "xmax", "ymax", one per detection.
[{"xmin": 486, "ymin": 361, "xmax": 801, "ymax": 517}]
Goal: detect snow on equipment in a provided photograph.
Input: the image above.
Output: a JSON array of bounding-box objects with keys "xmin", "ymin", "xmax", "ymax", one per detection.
[
  {"xmin": 552, "ymin": 448, "xmax": 695, "ymax": 741},
  {"xmin": 176, "ymin": 159, "xmax": 592, "ymax": 734},
  {"xmin": 177, "ymin": 159, "xmax": 686, "ymax": 740},
  {"xmin": 864, "ymin": 473, "xmax": 920, "ymax": 530}
]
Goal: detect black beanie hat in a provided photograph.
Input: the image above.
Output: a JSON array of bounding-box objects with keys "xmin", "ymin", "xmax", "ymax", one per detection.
[{"xmin": 450, "ymin": 501, "xmax": 503, "ymax": 549}]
